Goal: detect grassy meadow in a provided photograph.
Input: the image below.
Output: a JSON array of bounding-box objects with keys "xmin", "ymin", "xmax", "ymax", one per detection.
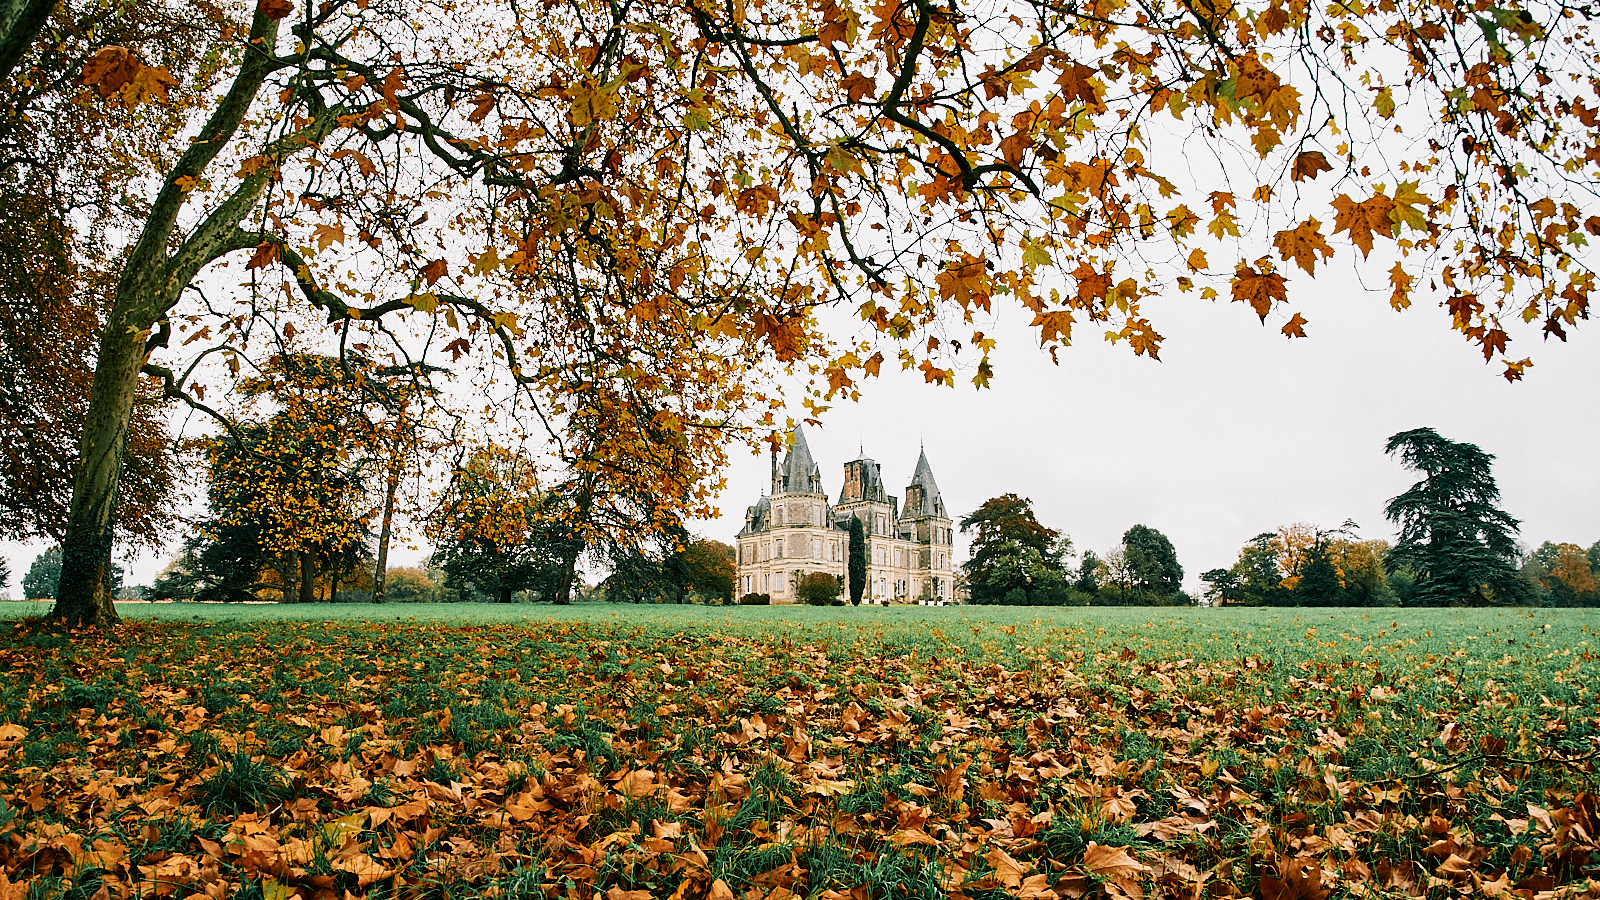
[{"xmin": 0, "ymin": 603, "xmax": 1596, "ymax": 899}]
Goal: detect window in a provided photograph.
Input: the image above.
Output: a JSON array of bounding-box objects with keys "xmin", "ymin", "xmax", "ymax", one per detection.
[
  {"xmin": 776, "ymin": 541, "xmax": 784, "ymax": 559},
  {"xmin": 763, "ymin": 573, "xmax": 769, "ymax": 591},
  {"xmin": 811, "ymin": 537, "xmax": 822, "ymax": 559}
]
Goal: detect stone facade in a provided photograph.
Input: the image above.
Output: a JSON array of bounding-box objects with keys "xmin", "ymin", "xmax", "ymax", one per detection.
[{"xmin": 736, "ymin": 428, "xmax": 956, "ymax": 604}]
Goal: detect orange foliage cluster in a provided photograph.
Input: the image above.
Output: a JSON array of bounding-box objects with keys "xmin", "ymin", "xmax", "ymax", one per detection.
[{"xmin": 1, "ymin": 618, "xmax": 1598, "ymax": 900}]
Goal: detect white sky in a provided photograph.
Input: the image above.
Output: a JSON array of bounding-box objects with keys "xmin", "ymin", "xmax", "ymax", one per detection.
[
  {"xmin": 3, "ymin": 261, "xmax": 1594, "ymax": 598},
  {"xmin": 689, "ymin": 270, "xmax": 1600, "ymax": 594}
]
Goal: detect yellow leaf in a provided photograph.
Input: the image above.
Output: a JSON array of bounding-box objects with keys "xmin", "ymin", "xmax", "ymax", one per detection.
[
  {"xmin": 1374, "ymin": 85, "xmax": 1395, "ymax": 118},
  {"xmin": 1186, "ymin": 247, "xmax": 1208, "ymax": 271}
]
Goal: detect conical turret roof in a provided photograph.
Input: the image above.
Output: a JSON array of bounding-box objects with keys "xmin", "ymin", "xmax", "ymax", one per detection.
[
  {"xmin": 781, "ymin": 426, "xmax": 825, "ymax": 494},
  {"xmin": 906, "ymin": 446, "xmax": 945, "ymax": 517}
]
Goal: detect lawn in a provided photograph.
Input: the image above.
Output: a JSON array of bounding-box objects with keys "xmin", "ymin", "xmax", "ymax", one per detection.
[{"xmin": 1, "ymin": 603, "xmax": 1596, "ymax": 900}]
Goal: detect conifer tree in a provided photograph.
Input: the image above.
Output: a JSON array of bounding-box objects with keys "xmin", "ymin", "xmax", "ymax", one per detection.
[
  {"xmin": 847, "ymin": 515, "xmax": 866, "ymax": 606},
  {"xmin": 1384, "ymin": 428, "xmax": 1530, "ymax": 607}
]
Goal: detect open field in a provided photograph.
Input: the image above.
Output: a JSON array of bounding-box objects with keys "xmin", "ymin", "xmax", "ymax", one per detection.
[{"xmin": 1, "ymin": 604, "xmax": 1597, "ymax": 900}]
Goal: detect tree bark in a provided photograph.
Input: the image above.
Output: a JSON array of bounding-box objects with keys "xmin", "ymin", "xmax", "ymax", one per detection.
[
  {"xmin": 554, "ymin": 547, "xmax": 579, "ymax": 605},
  {"xmin": 298, "ymin": 552, "xmax": 315, "ymax": 604},
  {"xmin": 371, "ymin": 447, "xmax": 402, "ymax": 602},
  {"xmin": 0, "ymin": 0, "xmax": 55, "ymax": 85},
  {"xmin": 50, "ymin": 9, "xmax": 287, "ymax": 628},
  {"xmin": 498, "ymin": 585, "xmax": 512, "ymax": 604},
  {"xmin": 51, "ymin": 297, "xmax": 151, "ymax": 626}
]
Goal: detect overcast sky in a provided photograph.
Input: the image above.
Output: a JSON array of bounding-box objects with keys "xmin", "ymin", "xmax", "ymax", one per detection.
[
  {"xmin": 3, "ymin": 261, "xmax": 1593, "ymax": 597},
  {"xmin": 691, "ymin": 270, "xmax": 1600, "ymax": 594}
]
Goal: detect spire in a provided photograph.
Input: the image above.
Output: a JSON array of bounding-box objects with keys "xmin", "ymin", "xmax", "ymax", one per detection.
[
  {"xmin": 780, "ymin": 425, "xmax": 824, "ymax": 494},
  {"xmin": 907, "ymin": 446, "xmax": 945, "ymax": 517}
]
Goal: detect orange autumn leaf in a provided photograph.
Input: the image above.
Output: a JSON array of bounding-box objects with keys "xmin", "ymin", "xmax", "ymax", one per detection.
[
  {"xmin": 1331, "ymin": 193, "xmax": 1395, "ymax": 257},
  {"xmin": 1273, "ymin": 218, "xmax": 1334, "ymax": 275},
  {"xmin": 1232, "ymin": 266, "xmax": 1287, "ymax": 320}
]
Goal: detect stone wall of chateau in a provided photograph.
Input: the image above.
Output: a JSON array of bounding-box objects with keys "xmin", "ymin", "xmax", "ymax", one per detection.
[{"xmin": 736, "ymin": 429, "xmax": 954, "ymax": 604}]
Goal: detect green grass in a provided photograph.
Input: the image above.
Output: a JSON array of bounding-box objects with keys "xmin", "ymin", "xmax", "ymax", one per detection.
[{"xmin": 2, "ymin": 601, "xmax": 1596, "ymax": 899}]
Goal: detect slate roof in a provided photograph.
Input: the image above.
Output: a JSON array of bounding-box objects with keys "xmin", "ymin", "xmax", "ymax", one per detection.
[
  {"xmin": 781, "ymin": 426, "xmax": 825, "ymax": 494},
  {"xmin": 905, "ymin": 446, "xmax": 946, "ymax": 517}
]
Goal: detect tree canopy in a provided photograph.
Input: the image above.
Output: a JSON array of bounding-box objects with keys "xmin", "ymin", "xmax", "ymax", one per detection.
[
  {"xmin": 960, "ymin": 494, "xmax": 1073, "ymax": 605},
  {"xmin": 18, "ymin": 0, "xmax": 1600, "ymax": 624},
  {"xmin": 1384, "ymin": 428, "xmax": 1530, "ymax": 606}
]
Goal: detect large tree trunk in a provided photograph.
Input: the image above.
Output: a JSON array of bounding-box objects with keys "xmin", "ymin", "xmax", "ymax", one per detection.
[
  {"xmin": 298, "ymin": 552, "xmax": 316, "ymax": 604},
  {"xmin": 371, "ymin": 450, "xmax": 401, "ymax": 603},
  {"xmin": 554, "ymin": 547, "xmax": 580, "ymax": 605},
  {"xmin": 51, "ymin": 300, "xmax": 151, "ymax": 627},
  {"xmin": 0, "ymin": 0, "xmax": 55, "ymax": 85},
  {"xmin": 498, "ymin": 585, "xmax": 512, "ymax": 604},
  {"xmin": 50, "ymin": 9, "xmax": 289, "ymax": 629}
]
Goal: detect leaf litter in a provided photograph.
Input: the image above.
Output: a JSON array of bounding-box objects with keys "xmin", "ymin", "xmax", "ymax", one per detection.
[{"xmin": 0, "ymin": 609, "xmax": 1596, "ymax": 900}]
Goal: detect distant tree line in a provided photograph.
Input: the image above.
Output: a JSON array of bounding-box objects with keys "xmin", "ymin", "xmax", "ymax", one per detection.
[
  {"xmin": 1201, "ymin": 428, "xmax": 1594, "ymax": 608},
  {"xmin": 959, "ymin": 494, "xmax": 1192, "ymax": 606}
]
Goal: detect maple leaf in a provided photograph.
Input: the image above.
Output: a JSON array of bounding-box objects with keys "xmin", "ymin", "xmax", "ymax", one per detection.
[
  {"xmin": 258, "ymin": 0, "xmax": 294, "ymax": 19},
  {"xmin": 985, "ymin": 846, "xmax": 1031, "ymax": 888},
  {"xmin": 1232, "ymin": 266, "xmax": 1287, "ymax": 320},
  {"xmin": 76, "ymin": 47, "xmax": 140, "ymax": 96},
  {"xmin": 1272, "ymin": 218, "xmax": 1334, "ymax": 275},
  {"xmin": 468, "ymin": 92, "xmax": 496, "ymax": 123},
  {"xmin": 421, "ymin": 258, "xmax": 449, "ymax": 286},
  {"xmin": 1389, "ymin": 262, "xmax": 1413, "ymax": 310},
  {"xmin": 1259, "ymin": 856, "xmax": 1329, "ymax": 900},
  {"xmin": 1389, "ymin": 181, "xmax": 1432, "ymax": 233},
  {"xmin": 1330, "ymin": 193, "xmax": 1395, "ymax": 257},
  {"xmin": 841, "ymin": 71, "xmax": 876, "ymax": 102},
  {"xmin": 1292, "ymin": 150, "xmax": 1332, "ymax": 182},
  {"xmin": 312, "ymin": 223, "xmax": 344, "ymax": 252},
  {"xmin": 1083, "ymin": 843, "xmax": 1147, "ymax": 879},
  {"xmin": 246, "ymin": 242, "xmax": 281, "ymax": 270},
  {"xmin": 1281, "ymin": 312, "xmax": 1308, "ymax": 338}
]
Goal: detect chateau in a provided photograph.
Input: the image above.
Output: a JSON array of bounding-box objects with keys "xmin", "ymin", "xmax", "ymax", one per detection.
[{"xmin": 736, "ymin": 427, "xmax": 956, "ymax": 604}]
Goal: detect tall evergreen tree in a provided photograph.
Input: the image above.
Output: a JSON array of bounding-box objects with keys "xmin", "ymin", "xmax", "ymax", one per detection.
[
  {"xmin": 1384, "ymin": 428, "xmax": 1531, "ymax": 606},
  {"xmin": 847, "ymin": 515, "xmax": 866, "ymax": 606}
]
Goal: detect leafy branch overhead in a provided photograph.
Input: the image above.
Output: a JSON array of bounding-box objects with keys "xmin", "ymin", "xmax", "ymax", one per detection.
[{"xmin": 29, "ymin": 0, "xmax": 1600, "ymax": 621}]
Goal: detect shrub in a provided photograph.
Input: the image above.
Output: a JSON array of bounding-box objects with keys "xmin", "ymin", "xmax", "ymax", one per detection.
[
  {"xmin": 797, "ymin": 572, "xmax": 843, "ymax": 606},
  {"xmin": 738, "ymin": 593, "xmax": 771, "ymax": 605}
]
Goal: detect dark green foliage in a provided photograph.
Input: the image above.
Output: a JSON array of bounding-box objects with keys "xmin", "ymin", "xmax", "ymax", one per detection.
[
  {"xmin": 796, "ymin": 572, "xmax": 843, "ymax": 606},
  {"xmin": 1122, "ymin": 524, "xmax": 1183, "ymax": 597},
  {"xmin": 1201, "ymin": 568, "xmax": 1245, "ymax": 605},
  {"xmin": 1230, "ymin": 532, "xmax": 1285, "ymax": 606},
  {"xmin": 23, "ymin": 546, "xmax": 120, "ymax": 599},
  {"xmin": 1294, "ymin": 542, "xmax": 1345, "ymax": 606},
  {"xmin": 1075, "ymin": 551, "xmax": 1099, "ymax": 594},
  {"xmin": 1384, "ymin": 428, "xmax": 1531, "ymax": 606},
  {"xmin": 737, "ymin": 592, "xmax": 771, "ymax": 605},
  {"xmin": 847, "ymin": 515, "xmax": 866, "ymax": 605},
  {"xmin": 960, "ymin": 494, "xmax": 1072, "ymax": 605}
]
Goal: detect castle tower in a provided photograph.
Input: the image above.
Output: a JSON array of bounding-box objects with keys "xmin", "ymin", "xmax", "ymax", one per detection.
[{"xmin": 902, "ymin": 445, "xmax": 954, "ymax": 600}]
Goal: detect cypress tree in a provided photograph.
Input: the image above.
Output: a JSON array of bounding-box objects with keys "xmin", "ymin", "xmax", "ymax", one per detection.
[{"xmin": 847, "ymin": 515, "xmax": 867, "ymax": 605}]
